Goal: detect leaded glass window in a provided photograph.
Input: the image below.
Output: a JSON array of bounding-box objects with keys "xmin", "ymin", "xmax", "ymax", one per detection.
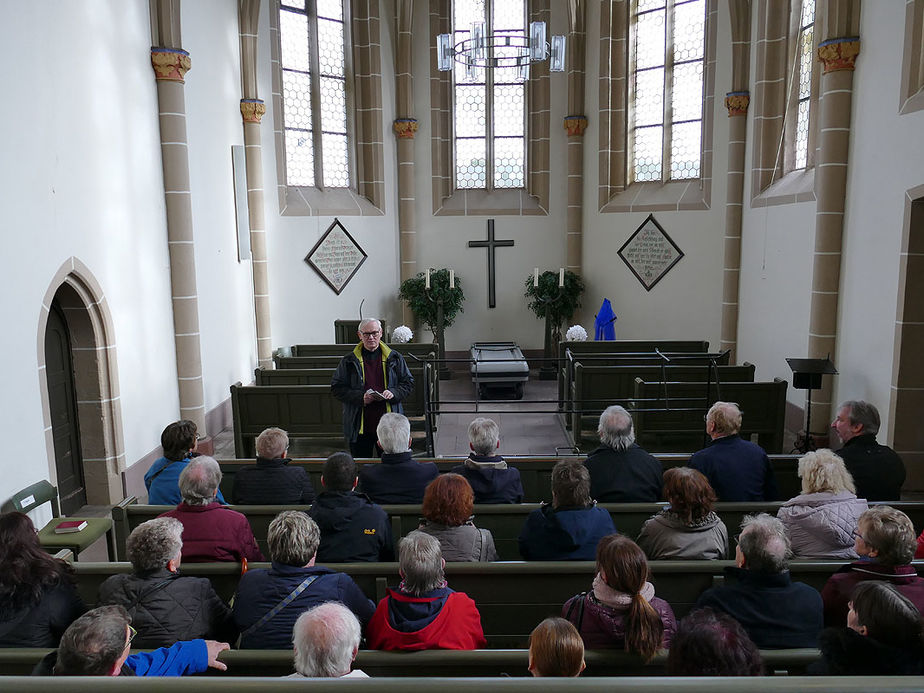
[
  {"xmin": 279, "ymin": 0, "xmax": 351, "ymax": 188},
  {"xmin": 629, "ymin": 0, "xmax": 705, "ymax": 183},
  {"xmin": 452, "ymin": 0, "xmax": 527, "ymax": 190},
  {"xmin": 793, "ymin": 0, "xmax": 815, "ymax": 170}
]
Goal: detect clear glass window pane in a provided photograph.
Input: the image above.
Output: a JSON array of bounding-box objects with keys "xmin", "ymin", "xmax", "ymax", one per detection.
[
  {"xmin": 493, "ymin": 0, "xmax": 524, "ymax": 31},
  {"xmin": 493, "ymin": 137, "xmax": 525, "ymax": 188},
  {"xmin": 317, "ymin": 0, "xmax": 343, "ymax": 20},
  {"xmin": 795, "ymin": 100, "xmax": 810, "ymax": 169},
  {"xmin": 319, "ymin": 76, "xmax": 347, "ymax": 133},
  {"xmin": 280, "ymin": 10, "xmax": 310, "ymax": 71},
  {"xmin": 636, "ymin": 0, "xmax": 665, "ymax": 12},
  {"xmin": 800, "ymin": 0, "xmax": 815, "ymax": 27},
  {"xmin": 281, "ymin": 0, "xmax": 305, "ymax": 9},
  {"xmin": 282, "ymin": 70, "xmax": 312, "ymax": 130},
  {"xmin": 493, "ymin": 85, "xmax": 524, "ymax": 137},
  {"xmin": 635, "ymin": 9, "xmax": 665, "ymax": 70},
  {"xmin": 456, "ymin": 138, "xmax": 487, "ymax": 189},
  {"xmin": 317, "ymin": 17, "xmax": 345, "ymax": 76},
  {"xmin": 671, "ymin": 62, "xmax": 703, "ymax": 122},
  {"xmin": 455, "ymin": 85, "xmax": 486, "ymax": 137},
  {"xmin": 798, "ymin": 26, "xmax": 814, "ymax": 100},
  {"xmin": 634, "ymin": 68, "xmax": 665, "ymax": 127},
  {"xmin": 633, "ymin": 125, "xmax": 663, "ymax": 181},
  {"xmin": 285, "ymin": 130, "xmax": 314, "ymax": 187},
  {"xmin": 321, "ymin": 133, "xmax": 350, "ymax": 187},
  {"xmin": 673, "ymin": 0, "xmax": 705, "ymax": 62},
  {"xmin": 670, "ymin": 120, "xmax": 701, "ymax": 179}
]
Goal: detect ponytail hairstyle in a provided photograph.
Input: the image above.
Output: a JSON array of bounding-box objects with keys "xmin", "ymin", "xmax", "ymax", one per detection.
[{"xmin": 596, "ymin": 534, "xmax": 664, "ymax": 661}]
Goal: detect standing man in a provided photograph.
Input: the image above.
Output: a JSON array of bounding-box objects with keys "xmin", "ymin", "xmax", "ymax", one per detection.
[
  {"xmin": 331, "ymin": 318, "xmax": 415, "ymax": 458},
  {"xmin": 831, "ymin": 400, "xmax": 905, "ymax": 501}
]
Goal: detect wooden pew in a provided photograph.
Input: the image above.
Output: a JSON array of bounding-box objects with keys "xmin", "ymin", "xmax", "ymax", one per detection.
[
  {"xmin": 632, "ymin": 378, "xmax": 789, "ymax": 453},
  {"xmin": 282, "ymin": 341, "xmax": 438, "ymax": 364}
]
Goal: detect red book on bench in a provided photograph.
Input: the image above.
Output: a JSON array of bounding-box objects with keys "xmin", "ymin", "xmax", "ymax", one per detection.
[{"xmin": 54, "ymin": 520, "xmax": 88, "ymax": 534}]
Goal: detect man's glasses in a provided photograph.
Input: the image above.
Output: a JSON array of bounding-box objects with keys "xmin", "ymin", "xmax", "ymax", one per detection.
[
  {"xmin": 126, "ymin": 625, "xmax": 137, "ymax": 648},
  {"xmin": 361, "ymin": 331, "xmax": 381, "ymax": 337}
]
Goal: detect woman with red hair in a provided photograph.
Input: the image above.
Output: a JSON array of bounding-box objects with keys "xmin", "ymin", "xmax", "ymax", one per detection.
[{"xmin": 417, "ymin": 474, "xmax": 496, "ymax": 561}]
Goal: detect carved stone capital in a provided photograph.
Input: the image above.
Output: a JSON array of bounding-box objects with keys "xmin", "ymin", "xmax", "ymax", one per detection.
[
  {"xmin": 240, "ymin": 99, "xmax": 266, "ymax": 123},
  {"xmin": 563, "ymin": 115, "xmax": 588, "ymax": 136},
  {"xmin": 151, "ymin": 48, "xmax": 191, "ymax": 82},
  {"xmin": 818, "ymin": 38, "xmax": 860, "ymax": 74},
  {"xmin": 724, "ymin": 91, "xmax": 750, "ymax": 116},
  {"xmin": 393, "ymin": 118, "xmax": 418, "ymax": 139}
]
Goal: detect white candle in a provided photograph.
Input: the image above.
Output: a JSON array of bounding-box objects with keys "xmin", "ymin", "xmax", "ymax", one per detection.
[
  {"xmin": 425, "ymin": 268, "xmax": 431, "ymax": 290},
  {"xmin": 559, "ymin": 268, "xmax": 565, "ymax": 287},
  {"xmin": 533, "ymin": 267, "xmax": 539, "ymax": 287},
  {"xmin": 449, "ymin": 269, "xmax": 455, "ymax": 287}
]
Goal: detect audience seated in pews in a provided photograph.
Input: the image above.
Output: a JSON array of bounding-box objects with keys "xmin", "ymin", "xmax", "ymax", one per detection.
[
  {"xmin": 518, "ymin": 459, "xmax": 616, "ymax": 560},
  {"xmin": 32, "ymin": 605, "xmax": 229, "ymax": 676},
  {"xmin": 689, "ymin": 401, "xmax": 778, "ymax": 502},
  {"xmin": 450, "ymin": 417, "xmax": 524, "ymax": 503},
  {"xmin": 528, "ymin": 617, "xmax": 585, "ymax": 677},
  {"xmin": 583, "ymin": 405, "xmax": 663, "ymax": 503},
  {"xmin": 810, "ymin": 582, "xmax": 924, "ymax": 675},
  {"xmin": 231, "ymin": 427, "xmax": 315, "ymax": 505},
  {"xmin": 0, "ymin": 511, "xmax": 85, "ymax": 648},
  {"xmin": 636, "ymin": 467, "xmax": 728, "ymax": 560},
  {"xmin": 776, "ymin": 449, "xmax": 868, "ymax": 559},
  {"xmin": 562, "ymin": 534, "xmax": 675, "ymax": 659},
  {"xmin": 233, "ymin": 511, "xmax": 375, "ymax": 649},
  {"xmin": 366, "ymin": 531, "xmax": 486, "ymax": 651},
  {"xmin": 665, "ymin": 607, "xmax": 763, "ymax": 676},
  {"xmin": 97, "ymin": 517, "xmax": 236, "ymax": 648},
  {"xmin": 358, "ymin": 413, "xmax": 438, "ymax": 504},
  {"xmin": 144, "ymin": 419, "xmax": 226, "ymax": 505},
  {"xmin": 158, "ymin": 456, "xmax": 263, "ymax": 563},
  {"xmin": 417, "ymin": 473, "xmax": 497, "ymax": 562},
  {"xmin": 831, "ymin": 400, "xmax": 906, "ymax": 502},
  {"xmin": 287, "ymin": 602, "xmax": 368, "ymax": 678},
  {"xmin": 821, "ymin": 505, "xmax": 924, "ymax": 627},
  {"xmin": 696, "ymin": 513, "xmax": 823, "ymax": 648},
  {"xmin": 308, "ymin": 451, "xmax": 394, "ymax": 562}
]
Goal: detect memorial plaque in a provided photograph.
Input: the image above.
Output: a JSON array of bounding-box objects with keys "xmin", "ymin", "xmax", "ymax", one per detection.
[
  {"xmin": 304, "ymin": 218, "xmax": 367, "ymax": 295},
  {"xmin": 618, "ymin": 214, "xmax": 684, "ymax": 291}
]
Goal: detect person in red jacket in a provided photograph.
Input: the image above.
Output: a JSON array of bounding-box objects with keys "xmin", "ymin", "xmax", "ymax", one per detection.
[
  {"xmin": 366, "ymin": 531, "xmax": 486, "ymax": 651},
  {"xmin": 158, "ymin": 456, "xmax": 263, "ymax": 563}
]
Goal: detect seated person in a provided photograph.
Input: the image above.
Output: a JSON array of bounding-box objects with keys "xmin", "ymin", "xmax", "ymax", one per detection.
[
  {"xmin": 308, "ymin": 451, "xmax": 393, "ymax": 562},
  {"xmin": 158, "ymin": 456, "xmax": 263, "ymax": 563},
  {"xmin": 288, "ymin": 602, "xmax": 368, "ymax": 678},
  {"xmin": 777, "ymin": 448, "xmax": 868, "ymax": 559},
  {"xmin": 822, "ymin": 505, "xmax": 924, "ymax": 626},
  {"xmin": 810, "ymin": 582, "xmax": 924, "ymax": 675},
  {"xmin": 144, "ymin": 420, "xmax": 225, "ymax": 505},
  {"xmin": 583, "ymin": 405, "xmax": 662, "ymax": 502},
  {"xmin": 0, "ymin": 511, "xmax": 85, "ymax": 647},
  {"xmin": 233, "ymin": 511, "xmax": 375, "ymax": 649},
  {"xmin": 366, "ymin": 531, "xmax": 487, "ymax": 651},
  {"xmin": 832, "ymin": 400, "xmax": 905, "ymax": 501},
  {"xmin": 518, "ymin": 459, "xmax": 616, "ymax": 560},
  {"xmin": 528, "ymin": 617, "xmax": 585, "ymax": 677},
  {"xmin": 666, "ymin": 607, "xmax": 763, "ymax": 676},
  {"xmin": 32, "ymin": 605, "xmax": 229, "ymax": 676},
  {"xmin": 417, "ymin": 473, "xmax": 497, "ymax": 562},
  {"xmin": 231, "ymin": 427, "xmax": 315, "ymax": 505},
  {"xmin": 562, "ymin": 534, "xmax": 675, "ymax": 659},
  {"xmin": 637, "ymin": 466, "xmax": 728, "ymax": 560},
  {"xmin": 97, "ymin": 517, "xmax": 236, "ymax": 648},
  {"xmin": 689, "ymin": 401, "xmax": 778, "ymax": 501},
  {"xmin": 358, "ymin": 413, "xmax": 438, "ymax": 504},
  {"xmin": 450, "ymin": 417, "xmax": 524, "ymax": 503},
  {"xmin": 696, "ymin": 513, "xmax": 823, "ymax": 648}
]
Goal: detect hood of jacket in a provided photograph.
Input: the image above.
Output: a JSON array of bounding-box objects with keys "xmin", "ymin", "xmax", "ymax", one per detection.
[
  {"xmin": 310, "ymin": 492, "xmax": 376, "ymax": 533},
  {"xmin": 386, "ymin": 586, "xmax": 453, "ymax": 633},
  {"xmin": 652, "ymin": 509, "xmax": 724, "ymax": 533},
  {"xmin": 539, "ymin": 504, "xmax": 605, "ymax": 553}
]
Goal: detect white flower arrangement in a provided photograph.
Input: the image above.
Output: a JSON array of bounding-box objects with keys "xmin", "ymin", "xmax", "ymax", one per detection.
[
  {"xmin": 565, "ymin": 325, "xmax": 588, "ymax": 342},
  {"xmin": 391, "ymin": 325, "xmax": 413, "ymax": 343}
]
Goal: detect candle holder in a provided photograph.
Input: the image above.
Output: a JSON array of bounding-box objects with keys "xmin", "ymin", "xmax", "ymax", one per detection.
[
  {"xmin": 399, "ymin": 268, "xmax": 464, "ymax": 381},
  {"xmin": 524, "ymin": 270, "xmax": 585, "ymax": 381}
]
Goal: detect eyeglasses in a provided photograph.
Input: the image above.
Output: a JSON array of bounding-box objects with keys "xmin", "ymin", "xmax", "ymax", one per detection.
[
  {"xmin": 126, "ymin": 625, "xmax": 137, "ymax": 648},
  {"xmin": 852, "ymin": 529, "xmax": 869, "ymax": 543},
  {"xmin": 360, "ymin": 331, "xmax": 381, "ymax": 337}
]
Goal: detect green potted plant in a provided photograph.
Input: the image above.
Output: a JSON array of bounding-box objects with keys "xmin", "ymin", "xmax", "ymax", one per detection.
[
  {"xmin": 399, "ymin": 269, "xmax": 464, "ymax": 378},
  {"xmin": 524, "ymin": 270, "xmax": 585, "ymax": 379}
]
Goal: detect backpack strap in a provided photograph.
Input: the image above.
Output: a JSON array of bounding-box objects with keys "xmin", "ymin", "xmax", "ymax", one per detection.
[
  {"xmin": 565, "ymin": 591, "xmax": 588, "ymax": 632},
  {"xmin": 241, "ymin": 574, "xmax": 320, "ymax": 639}
]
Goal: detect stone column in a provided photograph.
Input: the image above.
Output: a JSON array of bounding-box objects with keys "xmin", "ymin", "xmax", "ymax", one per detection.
[
  {"xmin": 395, "ymin": 0, "xmax": 417, "ymax": 325},
  {"xmin": 807, "ymin": 35, "xmax": 861, "ymax": 435},
  {"xmin": 239, "ymin": 0, "xmax": 273, "ymax": 368},
  {"xmin": 150, "ymin": 45, "xmax": 207, "ymax": 435},
  {"xmin": 564, "ymin": 0, "xmax": 586, "ymax": 275},
  {"xmin": 719, "ymin": 0, "xmax": 752, "ymax": 361}
]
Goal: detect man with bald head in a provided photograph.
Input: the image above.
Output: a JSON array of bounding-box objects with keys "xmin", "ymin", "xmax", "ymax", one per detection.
[
  {"xmin": 689, "ymin": 401, "xmax": 778, "ymax": 502},
  {"xmin": 331, "ymin": 318, "xmax": 415, "ymax": 458},
  {"xmin": 583, "ymin": 405, "xmax": 662, "ymax": 502}
]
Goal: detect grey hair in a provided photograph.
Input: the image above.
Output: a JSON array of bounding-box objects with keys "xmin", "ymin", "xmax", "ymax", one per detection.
[
  {"xmin": 798, "ymin": 449, "xmax": 856, "ymax": 495},
  {"xmin": 178, "ymin": 456, "xmax": 222, "ymax": 506},
  {"xmin": 359, "ymin": 318, "xmax": 382, "ymax": 332},
  {"xmin": 839, "ymin": 400, "xmax": 880, "ymax": 436},
  {"xmin": 859, "ymin": 506, "xmax": 916, "ymax": 566},
  {"xmin": 399, "ymin": 531, "xmax": 445, "ymax": 595},
  {"xmin": 256, "ymin": 427, "xmax": 289, "ymax": 459},
  {"xmin": 126, "ymin": 517, "xmax": 183, "ymax": 572},
  {"xmin": 292, "ymin": 602, "xmax": 361, "ymax": 677},
  {"xmin": 55, "ymin": 605, "xmax": 132, "ymax": 676},
  {"xmin": 738, "ymin": 513, "xmax": 791, "ymax": 573},
  {"xmin": 268, "ymin": 511, "xmax": 320, "ymax": 566},
  {"xmin": 707, "ymin": 402, "xmax": 742, "ymax": 436},
  {"xmin": 377, "ymin": 413, "xmax": 411, "ymax": 454},
  {"xmin": 597, "ymin": 405, "xmax": 636, "ymax": 451},
  {"xmin": 468, "ymin": 417, "xmax": 500, "ymax": 456}
]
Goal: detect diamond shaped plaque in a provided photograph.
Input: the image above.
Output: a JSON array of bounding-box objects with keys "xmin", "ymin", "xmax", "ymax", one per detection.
[
  {"xmin": 618, "ymin": 214, "xmax": 684, "ymax": 292},
  {"xmin": 305, "ymin": 218, "xmax": 367, "ymax": 295}
]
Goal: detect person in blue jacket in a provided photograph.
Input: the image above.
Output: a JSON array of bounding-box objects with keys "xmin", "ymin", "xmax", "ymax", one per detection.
[
  {"xmin": 519, "ymin": 459, "xmax": 616, "ymax": 560},
  {"xmin": 33, "ymin": 605, "xmax": 229, "ymax": 676},
  {"xmin": 144, "ymin": 420, "xmax": 226, "ymax": 505}
]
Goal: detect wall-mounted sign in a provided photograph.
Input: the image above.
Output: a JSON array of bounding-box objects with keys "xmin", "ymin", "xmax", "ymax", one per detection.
[
  {"xmin": 304, "ymin": 218, "xmax": 367, "ymax": 295},
  {"xmin": 618, "ymin": 214, "xmax": 684, "ymax": 291}
]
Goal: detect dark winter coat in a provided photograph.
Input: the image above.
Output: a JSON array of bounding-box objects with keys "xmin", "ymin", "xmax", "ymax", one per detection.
[
  {"xmin": 822, "ymin": 561, "xmax": 924, "ymax": 627},
  {"xmin": 231, "ymin": 457, "xmax": 315, "ymax": 505},
  {"xmin": 450, "ymin": 455, "xmax": 524, "ymax": 504},
  {"xmin": 583, "ymin": 444, "xmax": 663, "ymax": 503},
  {"xmin": 836, "ymin": 433, "xmax": 906, "ymax": 501},
  {"xmin": 808, "ymin": 627, "xmax": 924, "ymax": 675},
  {"xmin": 562, "ymin": 591, "xmax": 676, "ymax": 650},
  {"xmin": 358, "ymin": 451, "xmax": 439, "ymax": 504},
  {"xmin": 159, "ymin": 502, "xmax": 264, "ymax": 563},
  {"xmin": 518, "ymin": 504, "xmax": 616, "ymax": 560},
  {"xmin": 0, "ymin": 579, "xmax": 85, "ymax": 648},
  {"xmin": 308, "ymin": 491, "xmax": 394, "ymax": 562},
  {"xmin": 689, "ymin": 434, "xmax": 778, "ymax": 501}
]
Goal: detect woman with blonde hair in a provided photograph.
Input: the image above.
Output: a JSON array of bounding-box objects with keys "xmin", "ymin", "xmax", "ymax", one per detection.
[
  {"xmin": 777, "ymin": 449, "xmax": 868, "ymax": 558},
  {"xmin": 562, "ymin": 534, "xmax": 675, "ymax": 661}
]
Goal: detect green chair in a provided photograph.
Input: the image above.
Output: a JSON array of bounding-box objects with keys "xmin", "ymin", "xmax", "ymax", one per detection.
[{"xmin": 1, "ymin": 480, "xmax": 114, "ymax": 560}]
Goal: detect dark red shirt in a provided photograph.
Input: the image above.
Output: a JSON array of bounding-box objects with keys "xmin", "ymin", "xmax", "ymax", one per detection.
[{"xmin": 362, "ymin": 347, "xmax": 387, "ymax": 434}]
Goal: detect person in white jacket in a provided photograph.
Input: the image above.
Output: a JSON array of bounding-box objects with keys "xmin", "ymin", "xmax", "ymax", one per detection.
[{"xmin": 777, "ymin": 449, "xmax": 868, "ymax": 559}]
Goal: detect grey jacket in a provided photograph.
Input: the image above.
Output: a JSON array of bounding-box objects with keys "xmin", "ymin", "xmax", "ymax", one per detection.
[
  {"xmin": 636, "ymin": 510, "xmax": 729, "ymax": 560},
  {"xmin": 417, "ymin": 521, "xmax": 497, "ymax": 562},
  {"xmin": 777, "ymin": 491, "xmax": 867, "ymax": 559}
]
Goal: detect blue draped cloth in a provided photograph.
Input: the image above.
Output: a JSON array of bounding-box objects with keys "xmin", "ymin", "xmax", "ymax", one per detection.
[{"xmin": 594, "ymin": 299, "xmax": 617, "ymax": 340}]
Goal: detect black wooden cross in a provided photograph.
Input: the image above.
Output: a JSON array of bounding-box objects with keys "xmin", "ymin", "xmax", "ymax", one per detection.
[{"xmin": 468, "ymin": 219, "xmax": 514, "ymax": 308}]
